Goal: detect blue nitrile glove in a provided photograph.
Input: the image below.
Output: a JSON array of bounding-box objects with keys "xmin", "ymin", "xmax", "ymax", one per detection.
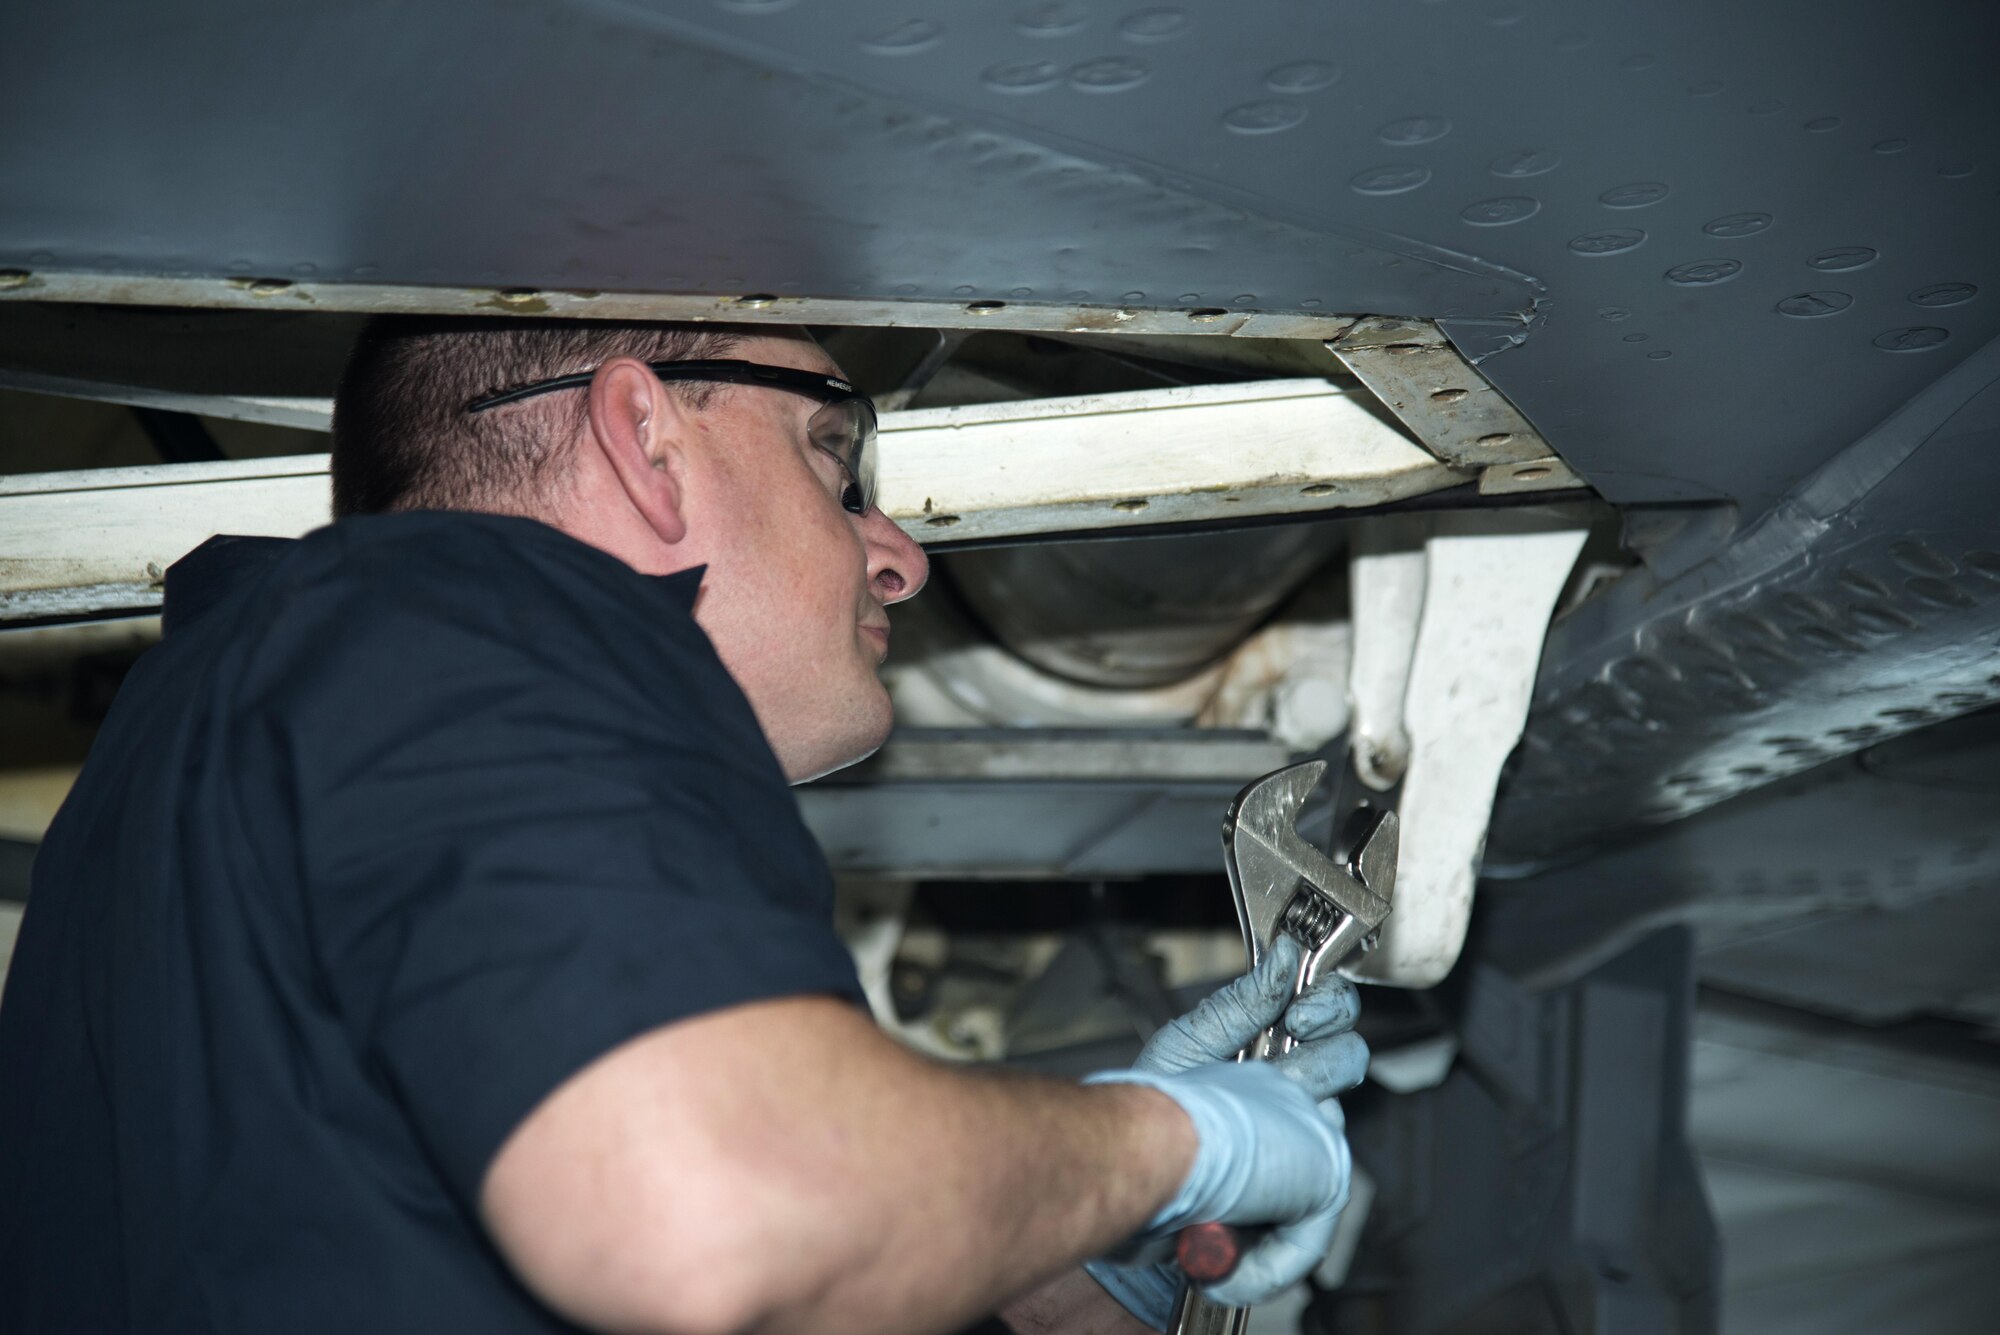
[
  {"xmin": 1084, "ymin": 1063, "xmax": 1351, "ymax": 1312},
  {"xmin": 1133, "ymin": 934, "xmax": 1368, "ymax": 1087},
  {"xmin": 1085, "ymin": 935, "xmax": 1368, "ymax": 1327}
]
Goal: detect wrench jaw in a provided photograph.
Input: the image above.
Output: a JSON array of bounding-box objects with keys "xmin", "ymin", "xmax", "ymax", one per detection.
[
  {"xmin": 1223, "ymin": 762, "xmax": 1399, "ymax": 976},
  {"xmin": 1222, "ymin": 760, "xmax": 1337, "ymax": 967},
  {"xmin": 1316, "ymin": 808, "xmax": 1399, "ymax": 979},
  {"xmin": 1349, "ymin": 808, "xmax": 1400, "ymax": 922}
]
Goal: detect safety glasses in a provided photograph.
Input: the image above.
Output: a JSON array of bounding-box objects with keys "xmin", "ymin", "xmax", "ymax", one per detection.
[{"xmin": 466, "ymin": 359, "xmax": 879, "ymax": 516}]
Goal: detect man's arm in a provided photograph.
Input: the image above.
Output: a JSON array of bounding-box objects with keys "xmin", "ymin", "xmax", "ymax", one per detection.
[
  {"xmin": 999, "ymin": 1269, "xmax": 1156, "ymax": 1335},
  {"xmin": 482, "ymin": 995, "xmax": 1194, "ymax": 1335}
]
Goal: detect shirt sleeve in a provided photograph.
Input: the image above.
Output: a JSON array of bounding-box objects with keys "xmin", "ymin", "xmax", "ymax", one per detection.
[{"xmin": 246, "ymin": 523, "xmax": 865, "ymax": 1204}]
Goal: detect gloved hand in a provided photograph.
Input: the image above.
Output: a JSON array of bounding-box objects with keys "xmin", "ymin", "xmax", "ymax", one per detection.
[
  {"xmin": 1085, "ymin": 935, "xmax": 1367, "ymax": 1328},
  {"xmin": 1134, "ymin": 934, "xmax": 1367, "ymax": 1086}
]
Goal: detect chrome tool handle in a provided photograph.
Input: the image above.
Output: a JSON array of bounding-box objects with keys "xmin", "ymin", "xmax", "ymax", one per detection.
[
  {"xmin": 1168, "ymin": 1283, "xmax": 1253, "ymax": 1335},
  {"xmin": 1169, "ymin": 955, "xmax": 1323, "ymax": 1334}
]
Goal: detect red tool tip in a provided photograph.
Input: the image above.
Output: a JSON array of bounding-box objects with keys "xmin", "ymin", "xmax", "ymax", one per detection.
[{"xmin": 1175, "ymin": 1221, "xmax": 1244, "ymax": 1283}]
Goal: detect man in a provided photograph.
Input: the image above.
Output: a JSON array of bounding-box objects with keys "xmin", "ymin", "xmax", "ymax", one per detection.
[{"xmin": 0, "ymin": 317, "xmax": 1366, "ymax": 1334}]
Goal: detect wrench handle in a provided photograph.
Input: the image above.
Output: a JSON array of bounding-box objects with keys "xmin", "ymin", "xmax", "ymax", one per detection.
[{"xmin": 1174, "ymin": 1018, "xmax": 1292, "ymax": 1288}]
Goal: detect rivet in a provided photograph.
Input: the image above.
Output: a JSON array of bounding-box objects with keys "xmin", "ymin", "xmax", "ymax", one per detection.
[
  {"xmin": 1890, "ymin": 540, "xmax": 1957, "ymax": 577},
  {"xmin": 1430, "ymin": 388, "xmax": 1469, "ymax": 403},
  {"xmin": 734, "ymin": 294, "xmax": 778, "ymax": 309},
  {"xmin": 1905, "ymin": 576, "xmax": 1972, "ymax": 609},
  {"xmin": 247, "ymin": 278, "xmax": 292, "ymax": 296},
  {"xmin": 1514, "ymin": 465, "xmax": 1551, "ymax": 480},
  {"xmin": 0, "ymin": 269, "xmax": 30, "ymax": 290},
  {"xmin": 1300, "ymin": 483, "xmax": 1337, "ymax": 496},
  {"xmin": 1112, "ymin": 498, "xmax": 1150, "ymax": 512},
  {"xmin": 145, "ymin": 562, "xmax": 165, "ymax": 580},
  {"xmin": 924, "ymin": 514, "xmax": 962, "ymax": 527},
  {"xmin": 1187, "ymin": 307, "xmax": 1228, "ymax": 322},
  {"xmin": 966, "ymin": 300, "xmax": 1006, "ymax": 315},
  {"xmin": 1478, "ymin": 432, "xmax": 1516, "ymax": 447},
  {"xmin": 494, "ymin": 288, "xmax": 542, "ymax": 305}
]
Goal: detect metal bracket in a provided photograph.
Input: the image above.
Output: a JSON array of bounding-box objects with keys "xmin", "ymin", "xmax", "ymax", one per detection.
[
  {"xmin": 1329, "ymin": 317, "xmax": 1558, "ymax": 473},
  {"xmin": 1336, "ymin": 512, "xmax": 1589, "ymax": 988}
]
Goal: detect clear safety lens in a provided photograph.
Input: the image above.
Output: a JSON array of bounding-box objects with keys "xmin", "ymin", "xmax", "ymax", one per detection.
[{"xmin": 807, "ymin": 398, "xmax": 878, "ymax": 515}]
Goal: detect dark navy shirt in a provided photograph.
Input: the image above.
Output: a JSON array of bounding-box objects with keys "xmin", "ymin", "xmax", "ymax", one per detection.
[{"xmin": 0, "ymin": 513, "xmax": 865, "ymax": 1333}]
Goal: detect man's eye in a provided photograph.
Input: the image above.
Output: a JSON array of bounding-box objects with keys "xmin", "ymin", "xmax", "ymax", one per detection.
[{"xmin": 839, "ymin": 480, "xmax": 866, "ymax": 515}]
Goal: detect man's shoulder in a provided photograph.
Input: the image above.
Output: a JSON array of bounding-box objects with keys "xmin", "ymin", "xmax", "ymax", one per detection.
[
  {"xmin": 166, "ymin": 511, "xmax": 636, "ymax": 629},
  {"xmin": 173, "ymin": 512, "xmax": 720, "ymax": 719},
  {"xmin": 252, "ymin": 512, "xmax": 697, "ymax": 648},
  {"xmin": 293, "ymin": 511, "xmax": 652, "ymax": 599}
]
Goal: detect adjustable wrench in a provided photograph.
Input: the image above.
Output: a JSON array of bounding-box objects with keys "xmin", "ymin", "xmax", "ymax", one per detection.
[{"xmin": 1168, "ymin": 759, "xmax": 1398, "ymax": 1335}]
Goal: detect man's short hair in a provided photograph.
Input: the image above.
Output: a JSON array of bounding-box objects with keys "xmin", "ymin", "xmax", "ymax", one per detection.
[{"xmin": 330, "ymin": 316, "xmax": 760, "ymax": 518}]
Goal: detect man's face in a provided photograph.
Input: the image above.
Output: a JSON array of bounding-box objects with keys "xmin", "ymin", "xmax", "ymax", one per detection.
[{"xmin": 675, "ymin": 333, "xmax": 928, "ymax": 781}]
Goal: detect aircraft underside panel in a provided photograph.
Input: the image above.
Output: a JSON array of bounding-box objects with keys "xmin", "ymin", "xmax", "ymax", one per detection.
[{"xmin": 2, "ymin": 0, "xmax": 1995, "ymax": 524}]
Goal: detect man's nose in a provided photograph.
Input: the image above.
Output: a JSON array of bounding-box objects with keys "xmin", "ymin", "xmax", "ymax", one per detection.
[{"xmin": 864, "ymin": 509, "xmax": 929, "ymax": 604}]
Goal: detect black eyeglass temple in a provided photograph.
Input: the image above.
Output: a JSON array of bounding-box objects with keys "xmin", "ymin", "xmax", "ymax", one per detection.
[{"xmin": 466, "ymin": 359, "xmax": 864, "ymax": 414}]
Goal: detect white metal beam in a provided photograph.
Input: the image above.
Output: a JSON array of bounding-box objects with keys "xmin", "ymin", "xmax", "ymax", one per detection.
[
  {"xmin": 2, "ymin": 379, "xmax": 1457, "ymax": 621},
  {"xmin": 879, "ymin": 380, "xmax": 1454, "ymax": 540}
]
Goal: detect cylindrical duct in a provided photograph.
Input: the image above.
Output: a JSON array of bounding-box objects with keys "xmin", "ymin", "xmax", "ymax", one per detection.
[{"xmin": 940, "ymin": 523, "xmax": 1346, "ymax": 689}]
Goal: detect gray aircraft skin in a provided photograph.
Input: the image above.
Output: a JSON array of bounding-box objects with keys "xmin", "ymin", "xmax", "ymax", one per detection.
[{"xmin": 2, "ymin": 2, "xmax": 1998, "ymax": 1331}]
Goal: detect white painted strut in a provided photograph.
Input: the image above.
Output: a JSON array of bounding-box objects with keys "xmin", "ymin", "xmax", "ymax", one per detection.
[{"xmin": 1344, "ymin": 513, "xmax": 1587, "ymax": 989}]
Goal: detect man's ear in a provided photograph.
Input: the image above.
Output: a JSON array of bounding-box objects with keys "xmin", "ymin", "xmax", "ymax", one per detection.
[{"xmin": 586, "ymin": 357, "xmax": 691, "ymax": 545}]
